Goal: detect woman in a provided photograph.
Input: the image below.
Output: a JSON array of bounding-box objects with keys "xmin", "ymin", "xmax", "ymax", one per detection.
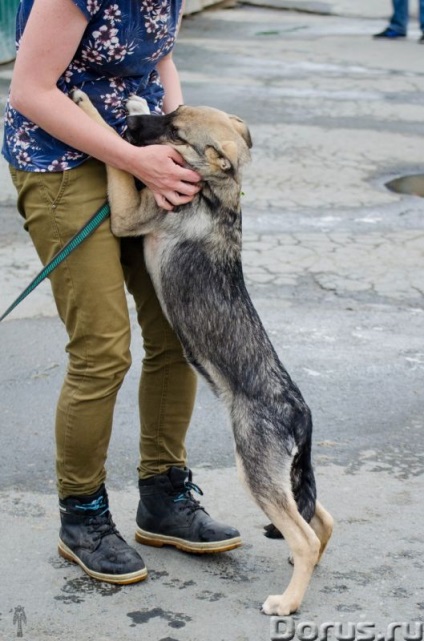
[{"xmin": 3, "ymin": 0, "xmax": 241, "ymax": 585}]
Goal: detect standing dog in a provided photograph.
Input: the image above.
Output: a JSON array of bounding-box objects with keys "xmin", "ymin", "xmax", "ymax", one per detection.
[{"xmin": 72, "ymin": 89, "xmax": 333, "ymax": 615}]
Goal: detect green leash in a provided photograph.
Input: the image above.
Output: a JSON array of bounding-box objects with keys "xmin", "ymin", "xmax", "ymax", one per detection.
[{"xmin": 0, "ymin": 201, "xmax": 110, "ymax": 322}]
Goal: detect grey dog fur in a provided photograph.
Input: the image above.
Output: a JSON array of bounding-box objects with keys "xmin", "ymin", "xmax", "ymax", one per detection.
[{"xmin": 72, "ymin": 90, "xmax": 333, "ymax": 615}]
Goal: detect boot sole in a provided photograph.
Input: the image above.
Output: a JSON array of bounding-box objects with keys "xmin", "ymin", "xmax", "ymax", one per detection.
[
  {"xmin": 58, "ymin": 539, "xmax": 148, "ymax": 584},
  {"xmin": 135, "ymin": 527, "xmax": 242, "ymax": 554}
]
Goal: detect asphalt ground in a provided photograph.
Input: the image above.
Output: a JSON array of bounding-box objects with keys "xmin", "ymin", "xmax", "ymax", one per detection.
[{"xmin": 0, "ymin": 2, "xmax": 423, "ymax": 640}]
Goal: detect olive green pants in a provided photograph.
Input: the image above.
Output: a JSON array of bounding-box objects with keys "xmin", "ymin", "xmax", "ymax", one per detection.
[{"xmin": 10, "ymin": 159, "xmax": 197, "ymax": 499}]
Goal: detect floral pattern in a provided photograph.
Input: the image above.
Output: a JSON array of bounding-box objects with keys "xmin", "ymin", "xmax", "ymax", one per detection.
[{"xmin": 2, "ymin": 0, "xmax": 183, "ymax": 172}]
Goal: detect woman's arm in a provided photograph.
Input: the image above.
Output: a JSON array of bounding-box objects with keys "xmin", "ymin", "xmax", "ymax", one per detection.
[
  {"xmin": 157, "ymin": 53, "xmax": 184, "ymax": 114},
  {"xmin": 9, "ymin": 0, "xmax": 200, "ymax": 209},
  {"xmin": 156, "ymin": 1, "xmax": 185, "ymax": 114}
]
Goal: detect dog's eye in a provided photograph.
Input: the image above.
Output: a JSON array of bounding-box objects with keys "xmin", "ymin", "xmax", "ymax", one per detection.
[{"xmin": 169, "ymin": 126, "xmax": 181, "ymax": 142}]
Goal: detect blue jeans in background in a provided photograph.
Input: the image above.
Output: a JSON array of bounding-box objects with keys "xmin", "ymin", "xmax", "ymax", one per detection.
[{"xmin": 390, "ymin": 0, "xmax": 424, "ymax": 34}]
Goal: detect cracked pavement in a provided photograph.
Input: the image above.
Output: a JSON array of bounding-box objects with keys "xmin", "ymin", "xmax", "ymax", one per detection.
[{"xmin": 0, "ymin": 2, "xmax": 423, "ymax": 640}]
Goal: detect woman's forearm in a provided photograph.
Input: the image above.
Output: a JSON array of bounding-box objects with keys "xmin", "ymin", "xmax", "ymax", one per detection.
[
  {"xmin": 10, "ymin": 84, "xmax": 141, "ymax": 175},
  {"xmin": 157, "ymin": 54, "xmax": 184, "ymax": 113},
  {"xmin": 10, "ymin": 84, "xmax": 199, "ymax": 205}
]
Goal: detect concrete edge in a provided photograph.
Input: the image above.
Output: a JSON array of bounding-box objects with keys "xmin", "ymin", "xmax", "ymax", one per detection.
[{"xmin": 184, "ymin": 0, "xmax": 228, "ymax": 15}]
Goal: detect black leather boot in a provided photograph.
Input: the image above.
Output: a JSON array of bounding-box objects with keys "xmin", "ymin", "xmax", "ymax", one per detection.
[
  {"xmin": 58, "ymin": 485, "xmax": 147, "ymax": 584},
  {"xmin": 135, "ymin": 467, "xmax": 242, "ymax": 553}
]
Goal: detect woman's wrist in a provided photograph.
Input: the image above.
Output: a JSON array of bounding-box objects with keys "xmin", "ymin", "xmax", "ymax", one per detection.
[{"xmin": 113, "ymin": 138, "xmax": 143, "ymax": 177}]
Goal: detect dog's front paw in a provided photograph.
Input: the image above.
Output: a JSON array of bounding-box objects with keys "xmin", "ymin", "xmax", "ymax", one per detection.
[
  {"xmin": 126, "ymin": 95, "xmax": 150, "ymax": 116},
  {"xmin": 70, "ymin": 89, "xmax": 104, "ymax": 123},
  {"xmin": 261, "ymin": 594, "xmax": 299, "ymax": 616},
  {"xmin": 70, "ymin": 89, "xmax": 89, "ymax": 106}
]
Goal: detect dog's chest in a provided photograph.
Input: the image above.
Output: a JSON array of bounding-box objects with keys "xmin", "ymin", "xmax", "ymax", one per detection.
[
  {"xmin": 143, "ymin": 232, "xmax": 168, "ymax": 275},
  {"xmin": 143, "ymin": 204, "xmax": 241, "ymax": 295}
]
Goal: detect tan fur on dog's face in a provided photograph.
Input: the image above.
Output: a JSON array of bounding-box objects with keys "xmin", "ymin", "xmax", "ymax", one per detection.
[
  {"xmin": 169, "ymin": 105, "xmax": 252, "ymax": 179},
  {"xmin": 125, "ymin": 104, "xmax": 252, "ymax": 182}
]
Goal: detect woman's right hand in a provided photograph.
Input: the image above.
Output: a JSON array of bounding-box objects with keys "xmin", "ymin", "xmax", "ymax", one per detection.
[{"xmin": 129, "ymin": 144, "xmax": 202, "ymax": 211}]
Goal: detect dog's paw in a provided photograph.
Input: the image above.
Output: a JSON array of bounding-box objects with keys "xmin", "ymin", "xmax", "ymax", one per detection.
[
  {"xmin": 126, "ymin": 95, "xmax": 150, "ymax": 116},
  {"xmin": 70, "ymin": 89, "xmax": 89, "ymax": 106},
  {"xmin": 261, "ymin": 594, "xmax": 299, "ymax": 616}
]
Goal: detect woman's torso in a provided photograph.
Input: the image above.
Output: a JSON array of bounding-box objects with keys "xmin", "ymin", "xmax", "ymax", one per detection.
[{"xmin": 2, "ymin": 0, "xmax": 183, "ymax": 172}]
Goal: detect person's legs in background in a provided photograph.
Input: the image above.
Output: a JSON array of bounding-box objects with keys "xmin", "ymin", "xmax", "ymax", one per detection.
[
  {"xmin": 390, "ymin": 0, "xmax": 409, "ymax": 34},
  {"xmin": 418, "ymin": 0, "xmax": 424, "ymax": 40},
  {"xmin": 374, "ymin": 0, "xmax": 408, "ymax": 38}
]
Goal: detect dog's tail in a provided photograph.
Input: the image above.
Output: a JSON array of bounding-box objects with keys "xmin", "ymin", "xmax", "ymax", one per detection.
[{"xmin": 291, "ymin": 443, "xmax": 317, "ymax": 523}]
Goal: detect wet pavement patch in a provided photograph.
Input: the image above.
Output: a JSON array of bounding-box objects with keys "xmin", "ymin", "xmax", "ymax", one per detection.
[
  {"xmin": 386, "ymin": 174, "xmax": 424, "ymax": 197},
  {"xmin": 162, "ymin": 577, "xmax": 196, "ymax": 590},
  {"xmin": 146, "ymin": 569, "xmax": 170, "ymax": 581},
  {"xmin": 196, "ymin": 590, "xmax": 226, "ymax": 602},
  {"xmin": 389, "ymin": 587, "xmax": 411, "ymax": 599},
  {"xmin": 336, "ymin": 603, "xmax": 363, "ymax": 612},
  {"xmin": 54, "ymin": 576, "xmax": 122, "ymax": 604},
  {"xmin": 320, "ymin": 583, "xmax": 349, "ymax": 594},
  {"xmin": 201, "ymin": 551, "xmax": 273, "ymax": 583},
  {"xmin": 344, "ymin": 440, "xmax": 424, "ymax": 480},
  {"xmin": 329, "ymin": 570, "xmax": 373, "ymax": 587},
  {"xmin": 49, "ymin": 555, "xmax": 70, "ymax": 570},
  {"xmin": 127, "ymin": 608, "xmax": 191, "ymax": 629}
]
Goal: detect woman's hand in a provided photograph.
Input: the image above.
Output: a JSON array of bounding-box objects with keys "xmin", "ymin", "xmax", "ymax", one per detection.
[{"xmin": 129, "ymin": 144, "xmax": 202, "ymax": 211}]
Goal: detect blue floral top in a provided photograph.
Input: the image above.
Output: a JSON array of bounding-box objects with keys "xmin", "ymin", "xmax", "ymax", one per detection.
[{"xmin": 2, "ymin": 0, "xmax": 183, "ymax": 172}]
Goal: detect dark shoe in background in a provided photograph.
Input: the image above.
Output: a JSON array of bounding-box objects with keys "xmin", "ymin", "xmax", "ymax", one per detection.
[
  {"xmin": 136, "ymin": 467, "xmax": 242, "ymax": 553},
  {"xmin": 373, "ymin": 27, "xmax": 406, "ymax": 39},
  {"xmin": 419, "ymin": 33, "xmax": 424, "ymax": 43},
  {"xmin": 58, "ymin": 485, "xmax": 147, "ymax": 584}
]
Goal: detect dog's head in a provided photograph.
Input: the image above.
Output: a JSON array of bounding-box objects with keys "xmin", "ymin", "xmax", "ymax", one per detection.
[{"xmin": 126, "ymin": 105, "xmax": 252, "ymax": 183}]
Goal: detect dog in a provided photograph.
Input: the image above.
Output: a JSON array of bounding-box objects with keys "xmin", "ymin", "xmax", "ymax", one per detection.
[{"xmin": 72, "ymin": 89, "xmax": 333, "ymax": 615}]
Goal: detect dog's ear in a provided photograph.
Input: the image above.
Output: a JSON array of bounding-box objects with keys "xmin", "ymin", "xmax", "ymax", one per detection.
[
  {"xmin": 207, "ymin": 139, "xmax": 249, "ymax": 173},
  {"xmin": 228, "ymin": 115, "xmax": 253, "ymax": 149},
  {"xmin": 220, "ymin": 141, "xmax": 238, "ymax": 169},
  {"xmin": 205, "ymin": 145, "xmax": 234, "ymax": 172}
]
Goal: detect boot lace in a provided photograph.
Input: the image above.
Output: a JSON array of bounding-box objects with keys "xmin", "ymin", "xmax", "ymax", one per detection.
[
  {"xmin": 86, "ymin": 511, "xmax": 122, "ymax": 543},
  {"xmin": 172, "ymin": 481, "xmax": 207, "ymax": 515}
]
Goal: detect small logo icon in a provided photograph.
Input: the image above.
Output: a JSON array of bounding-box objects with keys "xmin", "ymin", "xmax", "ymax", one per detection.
[{"xmin": 13, "ymin": 606, "xmax": 27, "ymax": 638}]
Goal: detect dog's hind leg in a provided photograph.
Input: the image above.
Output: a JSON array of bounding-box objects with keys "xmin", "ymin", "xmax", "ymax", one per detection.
[
  {"xmin": 261, "ymin": 498, "xmax": 320, "ymax": 616},
  {"xmin": 309, "ymin": 501, "xmax": 333, "ymax": 564},
  {"xmin": 284, "ymin": 500, "xmax": 334, "ymax": 568},
  {"xmin": 235, "ymin": 453, "xmax": 320, "ymax": 616}
]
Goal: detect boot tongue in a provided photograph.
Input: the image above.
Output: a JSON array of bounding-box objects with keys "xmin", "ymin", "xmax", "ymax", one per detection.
[{"xmin": 167, "ymin": 466, "xmax": 190, "ymax": 491}]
